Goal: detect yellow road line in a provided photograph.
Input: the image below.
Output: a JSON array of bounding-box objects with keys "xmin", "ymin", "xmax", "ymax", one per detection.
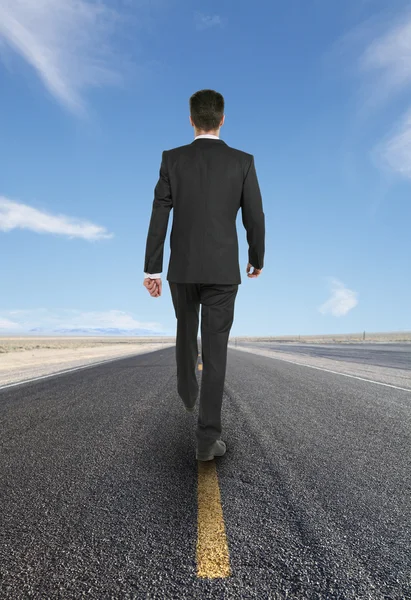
[{"xmin": 197, "ymin": 461, "xmax": 231, "ymax": 578}]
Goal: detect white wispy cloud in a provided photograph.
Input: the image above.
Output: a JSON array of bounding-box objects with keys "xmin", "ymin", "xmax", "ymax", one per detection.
[
  {"xmin": 0, "ymin": 309, "xmax": 165, "ymax": 334},
  {"xmin": 0, "ymin": 0, "xmax": 123, "ymax": 114},
  {"xmin": 319, "ymin": 278, "xmax": 358, "ymax": 317},
  {"xmin": 195, "ymin": 12, "xmax": 222, "ymax": 30},
  {"xmin": 357, "ymin": 8, "xmax": 411, "ymax": 178},
  {"xmin": 0, "ymin": 197, "xmax": 113, "ymax": 240},
  {"xmin": 0, "ymin": 317, "xmax": 22, "ymax": 331},
  {"xmin": 377, "ymin": 110, "xmax": 411, "ymax": 178},
  {"xmin": 360, "ymin": 12, "xmax": 411, "ymax": 100}
]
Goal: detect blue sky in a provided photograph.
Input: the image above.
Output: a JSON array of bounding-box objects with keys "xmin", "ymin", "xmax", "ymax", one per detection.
[{"xmin": 0, "ymin": 0, "xmax": 410, "ymax": 337}]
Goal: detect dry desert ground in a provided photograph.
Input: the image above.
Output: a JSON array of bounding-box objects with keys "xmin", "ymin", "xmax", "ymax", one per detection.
[
  {"xmin": 0, "ymin": 336, "xmax": 176, "ymax": 387},
  {"xmin": 230, "ymin": 331, "xmax": 411, "ymax": 344}
]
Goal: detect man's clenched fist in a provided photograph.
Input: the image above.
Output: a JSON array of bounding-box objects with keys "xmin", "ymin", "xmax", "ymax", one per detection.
[{"xmin": 143, "ymin": 277, "xmax": 162, "ymax": 297}]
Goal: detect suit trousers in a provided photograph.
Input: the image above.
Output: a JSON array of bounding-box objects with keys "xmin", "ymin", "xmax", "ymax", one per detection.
[{"xmin": 169, "ymin": 282, "xmax": 239, "ymax": 450}]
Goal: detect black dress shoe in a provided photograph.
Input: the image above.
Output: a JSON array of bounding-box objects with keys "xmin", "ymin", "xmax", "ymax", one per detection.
[{"xmin": 196, "ymin": 440, "xmax": 226, "ymax": 461}]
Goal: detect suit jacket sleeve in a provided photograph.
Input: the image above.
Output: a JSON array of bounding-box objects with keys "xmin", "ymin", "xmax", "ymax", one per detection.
[
  {"xmin": 144, "ymin": 151, "xmax": 173, "ymax": 274},
  {"xmin": 241, "ymin": 155, "xmax": 265, "ymax": 269}
]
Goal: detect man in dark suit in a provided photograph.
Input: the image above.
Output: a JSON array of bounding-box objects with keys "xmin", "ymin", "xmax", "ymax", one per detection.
[{"xmin": 143, "ymin": 89, "xmax": 265, "ymax": 461}]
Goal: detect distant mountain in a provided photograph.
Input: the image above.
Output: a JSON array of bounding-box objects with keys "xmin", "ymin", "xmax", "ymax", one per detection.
[{"xmin": 28, "ymin": 327, "xmax": 167, "ymax": 336}]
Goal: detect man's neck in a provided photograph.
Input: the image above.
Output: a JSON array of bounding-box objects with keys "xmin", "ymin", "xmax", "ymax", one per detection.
[{"xmin": 194, "ymin": 130, "xmax": 220, "ymax": 138}]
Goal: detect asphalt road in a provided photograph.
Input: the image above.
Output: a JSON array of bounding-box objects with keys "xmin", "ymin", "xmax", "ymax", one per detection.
[
  {"xmin": 1, "ymin": 347, "xmax": 410, "ymax": 599},
  {"xmin": 240, "ymin": 343, "xmax": 411, "ymax": 371}
]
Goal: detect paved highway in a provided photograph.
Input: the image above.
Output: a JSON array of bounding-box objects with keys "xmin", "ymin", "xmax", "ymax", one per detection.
[
  {"xmin": 0, "ymin": 347, "xmax": 410, "ymax": 599},
  {"xmin": 238, "ymin": 342, "xmax": 411, "ymax": 370}
]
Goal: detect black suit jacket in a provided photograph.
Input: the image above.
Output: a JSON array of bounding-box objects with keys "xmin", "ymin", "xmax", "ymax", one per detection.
[{"xmin": 144, "ymin": 137, "xmax": 265, "ymax": 284}]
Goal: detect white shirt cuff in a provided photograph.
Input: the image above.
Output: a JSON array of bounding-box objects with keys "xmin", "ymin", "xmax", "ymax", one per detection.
[{"xmin": 144, "ymin": 273, "xmax": 162, "ymax": 278}]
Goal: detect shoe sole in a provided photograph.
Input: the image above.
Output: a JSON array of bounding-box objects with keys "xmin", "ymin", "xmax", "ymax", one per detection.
[{"xmin": 196, "ymin": 453, "xmax": 223, "ymax": 461}]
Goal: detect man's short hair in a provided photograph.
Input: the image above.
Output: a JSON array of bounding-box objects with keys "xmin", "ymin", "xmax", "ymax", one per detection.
[{"xmin": 189, "ymin": 89, "xmax": 224, "ymax": 131}]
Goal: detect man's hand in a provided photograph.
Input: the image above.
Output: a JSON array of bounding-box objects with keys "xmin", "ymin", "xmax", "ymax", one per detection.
[
  {"xmin": 246, "ymin": 263, "xmax": 262, "ymax": 278},
  {"xmin": 143, "ymin": 277, "xmax": 162, "ymax": 297}
]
